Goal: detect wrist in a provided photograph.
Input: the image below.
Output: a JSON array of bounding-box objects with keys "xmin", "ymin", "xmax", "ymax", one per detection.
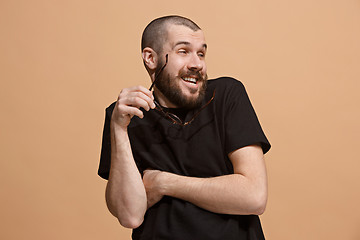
[
  {"xmin": 110, "ymin": 120, "xmax": 128, "ymax": 135},
  {"xmin": 110, "ymin": 120, "xmax": 130, "ymax": 151},
  {"xmin": 157, "ymin": 171, "xmax": 177, "ymax": 196}
]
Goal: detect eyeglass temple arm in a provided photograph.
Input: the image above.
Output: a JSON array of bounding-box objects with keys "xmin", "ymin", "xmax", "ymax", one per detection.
[{"xmin": 149, "ymin": 54, "xmax": 168, "ymax": 91}]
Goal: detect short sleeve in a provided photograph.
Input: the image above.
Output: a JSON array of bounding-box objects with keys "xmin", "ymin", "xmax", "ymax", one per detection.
[
  {"xmin": 98, "ymin": 103, "xmax": 115, "ymax": 180},
  {"xmin": 223, "ymin": 79, "xmax": 271, "ymax": 154}
]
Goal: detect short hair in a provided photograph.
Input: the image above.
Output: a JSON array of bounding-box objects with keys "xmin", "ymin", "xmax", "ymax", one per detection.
[{"xmin": 141, "ymin": 15, "xmax": 201, "ymax": 54}]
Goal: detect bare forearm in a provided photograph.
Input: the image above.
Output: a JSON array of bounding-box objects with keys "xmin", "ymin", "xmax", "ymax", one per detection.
[
  {"xmin": 159, "ymin": 172, "xmax": 267, "ymax": 215},
  {"xmin": 106, "ymin": 124, "xmax": 147, "ymax": 228}
]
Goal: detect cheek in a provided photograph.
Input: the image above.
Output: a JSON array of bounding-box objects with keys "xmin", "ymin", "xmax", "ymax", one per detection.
[
  {"xmin": 171, "ymin": 58, "xmax": 188, "ymax": 70},
  {"xmin": 168, "ymin": 62, "xmax": 184, "ymax": 75},
  {"xmin": 201, "ymin": 65, "xmax": 207, "ymax": 75},
  {"xmin": 201, "ymin": 61, "xmax": 207, "ymax": 70}
]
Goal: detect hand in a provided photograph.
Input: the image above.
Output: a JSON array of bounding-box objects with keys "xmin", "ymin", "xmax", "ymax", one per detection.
[
  {"xmin": 111, "ymin": 86, "xmax": 156, "ymax": 129},
  {"xmin": 143, "ymin": 169, "xmax": 165, "ymax": 209}
]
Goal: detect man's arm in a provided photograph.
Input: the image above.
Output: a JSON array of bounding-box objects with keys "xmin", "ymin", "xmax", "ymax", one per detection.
[
  {"xmin": 105, "ymin": 86, "xmax": 155, "ymax": 229},
  {"xmin": 143, "ymin": 144, "xmax": 267, "ymax": 215}
]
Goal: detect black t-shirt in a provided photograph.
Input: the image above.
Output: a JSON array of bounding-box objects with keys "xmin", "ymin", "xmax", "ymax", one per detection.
[{"xmin": 98, "ymin": 77, "xmax": 271, "ymax": 240}]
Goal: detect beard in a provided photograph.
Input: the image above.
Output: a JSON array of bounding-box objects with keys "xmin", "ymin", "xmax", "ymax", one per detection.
[{"xmin": 154, "ymin": 63, "xmax": 208, "ymax": 110}]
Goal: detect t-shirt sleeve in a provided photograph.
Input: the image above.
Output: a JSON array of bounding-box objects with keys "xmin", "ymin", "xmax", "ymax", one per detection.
[
  {"xmin": 98, "ymin": 103, "xmax": 115, "ymax": 180},
  {"xmin": 223, "ymin": 79, "xmax": 271, "ymax": 154}
]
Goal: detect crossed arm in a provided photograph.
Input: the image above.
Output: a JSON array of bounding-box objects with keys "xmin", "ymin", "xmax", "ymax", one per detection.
[
  {"xmin": 105, "ymin": 86, "xmax": 268, "ymax": 229},
  {"xmin": 143, "ymin": 144, "xmax": 267, "ymax": 215}
]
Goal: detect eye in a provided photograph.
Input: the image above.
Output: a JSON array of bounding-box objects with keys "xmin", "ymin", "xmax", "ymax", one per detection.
[
  {"xmin": 178, "ymin": 49, "xmax": 187, "ymax": 54},
  {"xmin": 198, "ymin": 51, "xmax": 205, "ymax": 58}
]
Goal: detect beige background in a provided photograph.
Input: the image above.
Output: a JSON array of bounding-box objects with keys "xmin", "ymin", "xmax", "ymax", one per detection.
[{"xmin": 1, "ymin": 0, "xmax": 359, "ymax": 239}]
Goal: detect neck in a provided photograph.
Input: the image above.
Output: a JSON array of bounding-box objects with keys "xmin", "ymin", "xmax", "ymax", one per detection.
[{"xmin": 153, "ymin": 88, "xmax": 178, "ymax": 108}]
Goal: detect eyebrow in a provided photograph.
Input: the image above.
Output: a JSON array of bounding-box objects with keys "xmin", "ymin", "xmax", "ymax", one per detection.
[{"xmin": 173, "ymin": 41, "xmax": 207, "ymax": 50}]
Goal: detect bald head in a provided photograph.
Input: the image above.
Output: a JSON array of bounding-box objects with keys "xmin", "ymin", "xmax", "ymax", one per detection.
[{"xmin": 141, "ymin": 15, "xmax": 201, "ymax": 54}]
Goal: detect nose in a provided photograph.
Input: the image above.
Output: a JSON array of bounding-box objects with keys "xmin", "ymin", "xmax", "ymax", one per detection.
[{"xmin": 187, "ymin": 54, "xmax": 203, "ymax": 72}]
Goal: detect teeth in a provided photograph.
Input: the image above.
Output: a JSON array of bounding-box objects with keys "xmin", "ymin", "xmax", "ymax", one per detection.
[{"xmin": 182, "ymin": 77, "xmax": 197, "ymax": 83}]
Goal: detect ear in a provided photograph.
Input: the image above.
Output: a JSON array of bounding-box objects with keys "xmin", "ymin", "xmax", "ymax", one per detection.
[{"xmin": 142, "ymin": 47, "xmax": 158, "ymax": 71}]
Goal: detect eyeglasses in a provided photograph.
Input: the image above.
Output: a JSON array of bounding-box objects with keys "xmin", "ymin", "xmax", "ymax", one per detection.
[
  {"xmin": 153, "ymin": 90, "xmax": 215, "ymax": 126},
  {"xmin": 149, "ymin": 54, "xmax": 168, "ymax": 91},
  {"xmin": 148, "ymin": 54, "xmax": 215, "ymax": 126}
]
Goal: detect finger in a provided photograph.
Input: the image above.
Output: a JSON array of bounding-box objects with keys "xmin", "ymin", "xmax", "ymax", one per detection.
[
  {"xmin": 143, "ymin": 169, "xmax": 151, "ymax": 176},
  {"xmin": 116, "ymin": 104, "xmax": 144, "ymax": 119},
  {"xmin": 123, "ymin": 85, "xmax": 154, "ymax": 99},
  {"xmin": 124, "ymin": 92, "xmax": 156, "ymax": 110},
  {"xmin": 119, "ymin": 87, "xmax": 155, "ymax": 109},
  {"xmin": 118, "ymin": 95, "xmax": 152, "ymax": 112}
]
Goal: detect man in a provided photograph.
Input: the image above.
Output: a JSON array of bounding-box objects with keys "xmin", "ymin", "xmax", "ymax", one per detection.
[{"xmin": 98, "ymin": 15, "xmax": 271, "ymax": 240}]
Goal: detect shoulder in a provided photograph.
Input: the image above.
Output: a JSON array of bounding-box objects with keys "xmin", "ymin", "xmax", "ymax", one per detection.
[
  {"xmin": 207, "ymin": 76, "xmax": 246, "ymax": 92},
  {"xmin": 207, "ymin": 77, "xmax": 248, "ymax": 100}
]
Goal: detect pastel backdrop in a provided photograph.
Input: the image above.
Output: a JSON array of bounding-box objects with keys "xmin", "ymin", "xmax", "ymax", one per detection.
[{"xmin": 1, "ymin": 0, "xmax": 359, "ymax": 239}]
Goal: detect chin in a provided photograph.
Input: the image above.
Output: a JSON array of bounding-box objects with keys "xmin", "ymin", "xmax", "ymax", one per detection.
[{"xmin": 182, "ymin": 94, "xmax": 205, "ymax": 109}]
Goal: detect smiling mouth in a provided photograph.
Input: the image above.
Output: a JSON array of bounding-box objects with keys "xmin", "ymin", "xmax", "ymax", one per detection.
[{"xmin": 181, "ymin": 77, "xmax": 197, "ymax": 84}]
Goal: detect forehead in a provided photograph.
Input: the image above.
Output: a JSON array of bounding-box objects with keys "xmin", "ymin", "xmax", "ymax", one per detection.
[{"xmin": 165, "ymin": 24, "xmax": 206, "ymax": 48}]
